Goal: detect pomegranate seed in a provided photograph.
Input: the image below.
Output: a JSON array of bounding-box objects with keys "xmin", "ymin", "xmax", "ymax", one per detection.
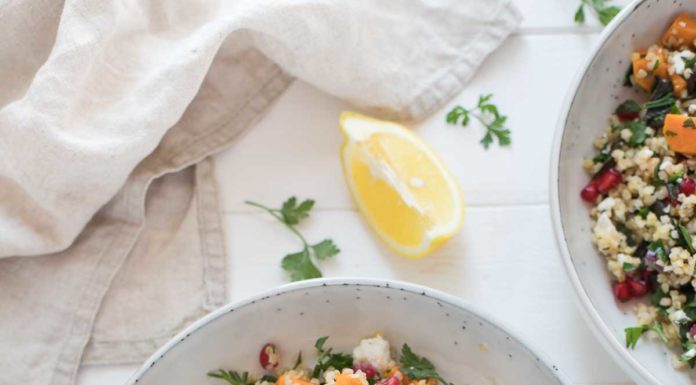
[
  {"xmin": 259, "ymin": 343, "xmax": 279, "ymax": 370},
  {"xmin": 581, "ymin": 181, "xmax": 600, "ymax": 202},
  {"xmin": 616, "ymin": 100, "xmax": 641, "ymax": 122},
  {"xmin": 596, "ymin": 168, "xmax": 623, "ymax": 194},
  {"xmin": 680, "ymin": 178, "xmax": 696, "ymax": 196},
  {"xmin": 613, "ymin": 281, "xmax": 633, "ymax": 303},
  {"xmin": 689, "ymin": 324, "xmax": 696, "ymax": 336},
  {"xmin": 626, "ymin": 277, "xmax": 648, "ymax": 298},
  {"xmin": 353, "ymin": 363, "xmax": 377, "ymax": 379}
]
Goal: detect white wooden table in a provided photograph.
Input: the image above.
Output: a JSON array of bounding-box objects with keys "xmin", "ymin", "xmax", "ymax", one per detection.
[{"xmin": 77, "ymin": 1, "xmax": 636, "ymax": 384}]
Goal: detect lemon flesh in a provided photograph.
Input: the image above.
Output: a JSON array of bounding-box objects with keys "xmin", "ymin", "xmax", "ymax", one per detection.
[{"xmin": 340, "ymin": 112, "xmax": 464, "ymax": 258}]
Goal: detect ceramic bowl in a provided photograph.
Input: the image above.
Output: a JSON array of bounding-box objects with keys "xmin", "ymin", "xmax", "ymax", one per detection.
[
  {"xmin": 551, "ymin": 1, "xmax": 696, "ymax": 384},
  {"xmin": 126, "ymin": 278, "xmax": 568, "ymax": 385}
]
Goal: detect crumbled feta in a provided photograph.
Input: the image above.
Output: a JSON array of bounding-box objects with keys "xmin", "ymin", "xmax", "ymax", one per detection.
[{"xmin": 352, "ymin": 335, "xmax": 395, "ymax": 372}]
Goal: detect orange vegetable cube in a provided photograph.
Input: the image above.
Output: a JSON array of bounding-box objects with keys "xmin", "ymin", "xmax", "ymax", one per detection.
[
  {"xmin": 663, "ymin": 114, "xmax": 696, "ymax": 155},
  {"xmin": 662, "ymin": 13, "xmax": 696, "ymax": 49}
]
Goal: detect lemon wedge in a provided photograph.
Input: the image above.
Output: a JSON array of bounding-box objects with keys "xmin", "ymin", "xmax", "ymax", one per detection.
[{"xmin": 339, "ymin": 111, "xmax": 464, "ymax": 259}]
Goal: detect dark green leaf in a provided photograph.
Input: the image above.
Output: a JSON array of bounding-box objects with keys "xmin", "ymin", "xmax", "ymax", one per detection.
[
  {"xmin": 597, "ymin": 6, "xmax": 620, "ymax": 25},
  {"xmin": 684, "ymin": 118, "xmax": 696, "ymax": 129},
  {"xmin": 312, "ymin": 239, "xmax": 340, "ymax": 260},
  {"xmin": 445, "ymin": 106, "xmax": 469, "ymax": 126},
  {"xmin": 644, "ymin": 94, "xmax": 676, "ymax": 110},
  {"xmin": 293, "ymin": 351, "xmax": 303, "ymax": 370},
  {"xmin": 281, "ymin": 197, "xmax": 315, "ymax": 225},
  {"xmin": 648, "ymin": 240, "xmax": 668, "ymax": 262},
  {"xmin": 574, "ymin": 4, "xmax": 585, "ymax": 23},
  {"xmin": 678, "ymin": 223, "xmax": 695, "ymax": 254},
  {"xmin": 626, "ymin": 121, "xmax": 647, "ymax": 147},
  {"xmin": 208, "ymin": 370, "xmax": 253, "ymax": 385},
  {"xmin": 400, "ymin": 344, "xmax": 452, "ymax": 385},
  {"xmin": 638, "ymin": 207, "xmax": 649, "ymax": 218},
  {"xmin": 312, "ymin": 336, "xmax": 353, "ymax": 378},
  {"xmin": 282, "ymin": 250, "xmax": 322, "ymax": 281},
  {"xmin": 616, "ymin": 100, "xmax": 641, "ymax": 114}
]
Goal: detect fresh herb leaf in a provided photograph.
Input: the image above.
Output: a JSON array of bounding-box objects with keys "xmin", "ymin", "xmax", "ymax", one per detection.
[
  {"xmin": 666, "ymin": 130, "xmax": 679, "ymax": 137},
  {"xmin": 282, "ymin": 250, "xmax": 321, "ymax": 281},
  {"xmin": 280, "ymin": 197, "xmax": 315, "ymax": 225},
  {"xmin": 648, "ymin": 240, "xmax": 668, "ymax": 262},
  {"xmin": 246, "ymin": 198, "xmax": 339, "ymax": 281},
  {"xmin": 622, "ymin": 262, "xmax": 636, "ymax": 272},
  {"xmin": 400, "ymin": 344, "xmax": 453, "ymax": 385},
  {"xmin": 625, "ymin": 321, "xmax": 668, "ymax": 349},
  {"xmin": 644, "ymin": 94, "xmax": 676, "ymax": 110},
  {"xmin": 677, "ymin": 223, "xmax": 696, "ymax": 254},
  {"xmin": 209, "ymin": 370, "xmax": 254, "ymax": 385},
  {"xmin": 669, "ymin": 171, "xmax": 684, "ymax": 183},
  {"xmin": 574, "ymin": 4, "xmax": 585, "ymax": 23},
  {"xmin": 597, "ymin": 5, "xmax": 620, "ymax": 25},
  {"xmin": 312, "ymin": 336, "xmax": 353, "ymax": 379},
  {"xmin": 261, "ymin": 376, "xmax": 278, "ymax": 383},
  {"xmin": 626, "ymin": 121, "xmax": 647, "ymax": 147},
  {"xmin": 293, "ymin": 351, "xmax": 303, "ymax": 370},
  {"xmin": 312, "ymin": 239, "xmax": 340, "ymax": 260},
  {"xmin": 575, "ymin": 0, "xmax": 621, "ymax": 26},
  {"xmin": 617, "ymin": 100, "xmax": 641, "ymax": 114},
  {"xmin": 647, "ymin": 59, "xmax": 660, "ymax": 77},
  {"xmin": 681, "ymin": 343, "xmax": 696, "ymax": 362},
  {"xmin": 446, "ymin": 94, "xmax": 511, "ymax": 149},
  {"xmin": 686, "ymin": 56, "xmax": 696, "ymax": 69},
  {"xmin": 684, "ymin": 118, "xmax": 696, "ymax": 129},
  {"xmin": 638, "ymin": 207, "xmax": 649, "ymax": 218}
]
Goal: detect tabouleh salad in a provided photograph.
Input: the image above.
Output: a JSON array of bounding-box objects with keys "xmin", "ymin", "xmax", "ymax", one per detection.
[
  {"xmin": 209, "ymin": 335, "xmax": 452, "ymax": 385},
  {"xmin": 582, "ymin": 13, "xmax": 696, "ymax": 369}
]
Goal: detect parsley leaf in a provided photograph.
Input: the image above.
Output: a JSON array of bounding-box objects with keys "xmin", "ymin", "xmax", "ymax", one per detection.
[
  {"xmin": 446, "ymin": 94, "xmax": 511, "ymax": 149},
  {"xmin": 282, "ymin": 250, "xmax": 321, "ymax": 281},
  {"xmin": 625, "ymin": 321, "xmax": 668, "ymax": 349},
  {"xmin": 293, "ymin": 351, "xmax": 303, "ymax": 370},
  {"xmin": 400, "ymin": 344, "xmax": 453, "ymax": 385},
  {"xmin": 312, "ymin": 336, "xmax": 353, "ymax": 379},
  {"xmin": 684, "ymin": 118, "xmax": 696, "ymax": 129},
  {"xmin": 246, "ymin": 198, "xmax": 339, "ymax": 281},
  {"xmin": 281, "ymin": 197, "xmax": 315, "ymax": 225},
  {"xmin": 680, "ymin": 344, "xmax": 696, "ymax": 362},
  {"xmin": 575, "ymin": 0, "xmax": 621, "ymax": 26},
  {"xmin": 677, "ymin": 223, "xmax": 696, "ymax": 254},
  {"xmin": 312, "ymin": 239, "xmax": 340, "ymax": 260},
  {"xmin": 625, "ymin": 121, "xmax": 647, "ymax": 147},
  {"xmin": 574, "ymin": 4, "xmax": 585, "ymax": 23},
  {"xmin": 209, "ymin": 370, "xmax": 254, "ymax": 385}
]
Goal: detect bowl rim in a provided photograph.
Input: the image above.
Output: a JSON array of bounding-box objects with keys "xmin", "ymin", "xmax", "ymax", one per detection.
[
  {"xmin": 125, "ymin": 277, "xmax": 570, "ymax": 385},
  {"xmin": 550, "ymin": 1, "xmax": 660, "ymax": 384}
]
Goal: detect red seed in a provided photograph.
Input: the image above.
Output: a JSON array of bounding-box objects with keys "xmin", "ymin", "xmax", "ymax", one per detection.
[
  {"xmin": 680, "ymin": 178, "xmax": 696, "ymax": 196},
  {"xmin": 353, "ymin": 363, "xmax": 377, "ymax": 379},
  {"xmin": 626, "ymin": 277, "xmax": 648, "ymax": 298},
  {"xmin": 689, "ymin": 324, "xmax": 696, "ymax": 336},
  {"xmin": 616, "ymin": 110, "xmax": 640, "ymax": 122},
  {"xmin": 596, "ymin": 168, "xmax": 623, "ymax": 194},
  {"xmin": 613, "ymin": 281, "xmax": 633, "ymax": 303},
  {"xmin": 581, "ymin": 181, "xmax": 600, "ymax": 202},
  {"xmin": 259, "ymin": 343, "xmax": 279, "ymax": 370}
]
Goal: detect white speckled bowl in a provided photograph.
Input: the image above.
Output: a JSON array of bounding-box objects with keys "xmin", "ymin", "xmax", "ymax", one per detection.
[
  {"xmin": 552, "ymin": 1, "xmax": 696, "ymax": 385},
  {"xmin": 126, "ymin": 279, "xmax": 568, "ymax": 385}
]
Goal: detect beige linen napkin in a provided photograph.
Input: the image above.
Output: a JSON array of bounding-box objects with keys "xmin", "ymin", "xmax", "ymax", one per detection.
[{"xmin": 0, "ymin": 1, "xmax": 521, "ymax": 384}]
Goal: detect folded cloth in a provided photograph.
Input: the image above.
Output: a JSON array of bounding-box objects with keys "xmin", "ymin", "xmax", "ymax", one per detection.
[{"xmin": 0, "ymin": 0, "xmax": 521, "ymax": 384}]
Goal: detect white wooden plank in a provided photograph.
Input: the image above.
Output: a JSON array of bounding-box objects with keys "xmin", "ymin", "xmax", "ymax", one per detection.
[
  {"xmin": 215, "ymin": 33, "xmax": 599, "ymax": 212},
  {"xmin": 224, "ymin": 207, "xmax": 629, "ymax": 384}
]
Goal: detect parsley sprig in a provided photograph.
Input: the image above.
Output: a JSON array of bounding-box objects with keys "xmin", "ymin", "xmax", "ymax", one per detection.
[
  {"xmin": 208, "ymin": 370, "xmax": 255, "ymax": 385},
  {"xmin": 246, "ymin": 197, "xmax": 340, "ymax": 281},
  {"xmin": 574, "ymin": 0, "xmax": 621, "ymax": 26},
  {"xmin": 625, "ymin": 321, "xmax": 669, "ymax": 349},
  {"xmin": 446, "ymin": 94, "xmax": 511, "ymax": 149},
  {"xmin": 312, "ymin": 336, "xmax": 353, "ymax": 378},
  {"xmin": 400, "ymin": 344, "xmax": 453, "ymax": 385}
]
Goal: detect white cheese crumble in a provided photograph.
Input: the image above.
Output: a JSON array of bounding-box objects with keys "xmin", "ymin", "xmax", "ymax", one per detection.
[{"xmin": 352, "ymin": 335, "xmax": 395, "ymax": 372}]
